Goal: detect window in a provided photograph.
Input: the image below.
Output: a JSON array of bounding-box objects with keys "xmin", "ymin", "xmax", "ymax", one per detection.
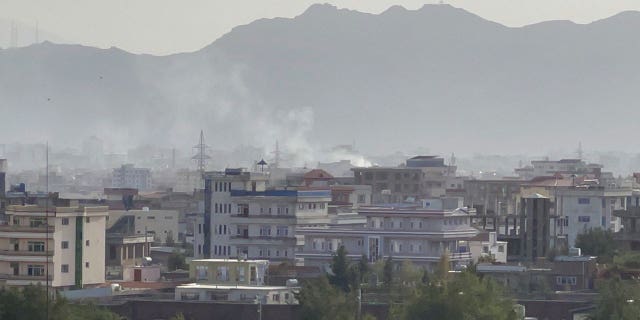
[
  {"xmin": 27, "ymin": 265, "xmax": 45, "ymax": 276},
  {"xmin": 29, "ymin": 218, "xmax": 46, "ymax": 228},
  {"xmin": 260, "ymin": 226, "xmax": 271, "ymax": 236},
  {"xmin": 85, "ymin": 262, "xmax": 90, "ymax": 268},
  {"xmin": 358, "ymin": 195, "xmax": 366, "ymax": 203},
  {"xmin": 85, "ymin": 240, "xmax": 90, "ymax": 247},
  {"xmin": 578, "ymin": 198, "xmax": 590, "ymax": 205},
  {"xmin": 86, "ymin": 217, "xmax": 90, "ymax": 223},
  {"xmin": 61, "ymin": 264, "xmax": 69, "ymax": 273},
  {"xmin": 578, "ymin": 216, "xmax": 590, "ymax": 223},
  {"xmin": 61, "ymin": 241, "xmax": 69, "ymax": 249},
  {"xmin": 272, "ymin": 294, "xmax": 280, "ymax": 302},
  {"xmin": 236, "ymin": 266, "xmax": 245, "ymax": 282},
  {"xmin": 217, "ymin": 266, "xmax": 229, "ymax": 281},
  {"xmin": 28, "ymin": 241, "xmax": 45, "ymax": 252},
  {"xmin": 556, "ymin": 276, "xmax": 577, "ymax": 286},
  {"xmin": 483, "ymin": 246, "xmax": 489, "ymax": 254},
  {"xmin": 196, "ymin": 265, "xmax": 208, "ymax": 280},
  {"xmin": 498, "ymin": 245, "xmax": 505, "ymax": 253},
  {"xmin": 61, "ymin": 218, "xmax": 69, "ymax": 225},
  {"xmin": 277, "ymin": 226, "xmax": 288, "ymax": 236}
]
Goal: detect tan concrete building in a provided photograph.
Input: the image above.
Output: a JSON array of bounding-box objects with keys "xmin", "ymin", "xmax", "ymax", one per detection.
[{"xmin": 0, "ymin": 204, "xmax": 108, "ymax": 289}]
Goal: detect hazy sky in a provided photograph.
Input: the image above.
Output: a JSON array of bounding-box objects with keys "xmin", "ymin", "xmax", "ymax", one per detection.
[{"xmin": 2, "ymin": 0, "xmax": 640, "ymax": 55}]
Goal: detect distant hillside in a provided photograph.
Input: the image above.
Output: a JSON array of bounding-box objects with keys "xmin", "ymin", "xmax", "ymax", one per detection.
[{"xmin": 1, "ymin": 4, "xmax": 640, "ymax": 156}]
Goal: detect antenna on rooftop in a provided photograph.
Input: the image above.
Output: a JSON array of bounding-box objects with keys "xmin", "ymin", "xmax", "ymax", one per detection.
[{"xmin": 192, "ymin": 130, "xmax": 211, "ymax": 173}]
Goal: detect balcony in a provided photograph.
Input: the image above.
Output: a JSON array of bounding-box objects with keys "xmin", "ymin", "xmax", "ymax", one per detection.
[
  {"xmin": 614, "ymin": 207, "xmax": 640, "ymax": 218},
  {"xmin": 0, "ymin": 250, "xmax": 53, "ymax": 256},
  {"xmin": 230, "ymin": 213, "xmax": 295, "ymax": 219},
  {"xmin": 0, "ymin": 225, "xmax": 54, "ymax": 233},
  {"xmin": 0, "ymin": 274, "xmax": 53, "ymax": 281},
  {"xmin": 229, "ymin": 235, "xmax": 297, "ymax": 245}
]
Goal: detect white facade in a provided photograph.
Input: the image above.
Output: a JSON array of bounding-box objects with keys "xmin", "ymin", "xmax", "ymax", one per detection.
[
  {"xmin": 555, "ymin": 187, "xmax": 630, "ymax": 247},
  {"xmin": 229, "ymin": 189, "xmax": 331, "ymax": 264},
  {"xmin": 298, "ymin": 206, "xmax": 478, "ymax": 271},
  {"xmin": 111, "ymin": 164, "xmax": 152, "ymax": 191},
  {"xmin": 0, "ymin": 205, "xmax": 108, "ymax": 289},
  {"xmin": 469, "ymin": 232, "xmax": 507, "ymax": 264},
  {"xmin": 194, "ymin": 170, "xmax": 269, "ymax": 259}
]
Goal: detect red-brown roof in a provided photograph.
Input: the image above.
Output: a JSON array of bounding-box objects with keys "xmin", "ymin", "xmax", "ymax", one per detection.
[{"xmin": 303, "ymin": 169, "xmax": 334, "ymax": 180}]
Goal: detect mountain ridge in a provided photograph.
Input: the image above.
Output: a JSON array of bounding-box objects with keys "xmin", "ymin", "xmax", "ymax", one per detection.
[{"xmin": 1, "ymin": 4, "xmax": 640, "ymax": 157}]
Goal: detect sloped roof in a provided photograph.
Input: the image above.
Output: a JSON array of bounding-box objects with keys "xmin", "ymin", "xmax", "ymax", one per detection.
[{"xmin": 303, "ymin": 169, "xmax": 334, "ymax": 180}]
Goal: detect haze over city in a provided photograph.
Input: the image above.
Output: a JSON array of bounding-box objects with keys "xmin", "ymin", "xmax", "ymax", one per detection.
[{"xmin": 1, "ymin": 2, "xmax": 640, "ymax": 320}]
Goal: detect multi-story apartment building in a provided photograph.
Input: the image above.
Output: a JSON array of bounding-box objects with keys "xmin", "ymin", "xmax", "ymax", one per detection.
[
  {"xmin": 0, "ymin": 204, "xmax": 108, "ymax": 289},
  {"xmin": 613, "ymin": 190, "xmax": 640, "ymax": 251},
  {"xmin": 111, "ymin": 164, "xmax": 152, "ymax": 191},
  {"xmin": 195, "ymin": 169, "xmax": 268, "ymax": 258},
  {"xmin": 555, "ymin": 186, "xmax": 630, "ymax": 247},
  {"xmin": 297, "ymin": 205, "xmax": 478, "ymax": 270},
  {"xmin": 353, "ymin": 156, "xmax": 456, "ymax": 204},
  {"xmin": 515, "ymin": 159, "xmax": 603, "ymax": 181},
  {"xmin": 229, "ymin": 189, "xmax": 331, "ymax": 264}
]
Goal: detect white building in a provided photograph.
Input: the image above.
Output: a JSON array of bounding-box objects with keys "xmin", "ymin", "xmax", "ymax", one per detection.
[
  {"xmin": 298, "ymin": 205, "xmax": 478, "ymax": 271},
  {"xmin": 175, "ymin": 259, "xmax": 298, "ymax": 304},
  {"xmin": 468, "ymin": 231, "xmax": 507, "ymax": 264},
  {"xmin": 0, "ymin": 205, "xmax": 108, "ymax": 289},
  {"xmin": 229, "ymin": 188, "xmax": 331, "ymax": 264},
  {"xmin": 555, "ymin": 186, "xmax": 630, "ymax": 247},
  {"xmin": 111, "ymin": 164, "xmax": 152, "ymax": 191},
  {"xmin": 516, "ymin": 159, "xmax": 602, "ymax": 180},
  {"xmin": 194, "ymin": 169, "xmax": 269, "ymax": 259}
]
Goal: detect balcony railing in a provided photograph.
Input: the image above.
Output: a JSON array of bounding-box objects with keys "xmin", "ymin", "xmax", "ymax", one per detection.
[
  {"xmin": 0, "ymin": 250, "xmax": 54, "ymax": 256},
  {"xmin": 230, "ymin": 213, "xmax": 295, "ymax": 219},
  {"xmin": 0, "ymin": 274, "xmax": 53, "ymax": 281},
  {"xmin": 0, "ymin": 225, "xmax": 54, "ymax": 233},
  {"xmin": 229, "ymin": 235, "xmax": 297, "ymax": 243}
]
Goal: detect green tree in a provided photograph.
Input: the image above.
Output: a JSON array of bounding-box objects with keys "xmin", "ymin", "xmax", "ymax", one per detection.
[
  {"xmin": 435, "ymin": 251, "xmax": 451, "ymax": 283},
  {"xmin": 297, "ymin": 276, "xmax": 356, "ymax": 320},
  {"xmin": 575, "ymin": 228, "xmax": 617, "ymax": 263},
  {"xmin": 0, "ymin": 285, "xmax": 122, "ymax": 320},
  {"xmin": 168, "ymin": 250, "xmax": 188, "ymax": 271},
  {"xmin": 329, "ymin": 245, "xmax": 353, "ymax": 292},
  {"xmin": 169, "ymin": 312, "xmax": 186, "ymax": 320},
  {"xmin": 358, "ymin": 255, "xmax": 370, "ymax": 284},
  {"xmin": 402, "ymin": 270, "xmax": 517, "ymax": 320},
  {"xmin": 591, "ymin": 277, "xmax": 640, "ymax": 320},
  {"xmin": 383, "ymin": 256, "xmax": 394, "ymax": 290},
  {"xmin": 398, "ymin": 260, "xmax": 422, "ymax": 287}
]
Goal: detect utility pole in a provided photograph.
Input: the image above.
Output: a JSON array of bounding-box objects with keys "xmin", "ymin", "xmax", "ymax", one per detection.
[
  {"xmin": 256, "ymin": 294, "xmax": 262, "ymax": 320},
  {"xmin": 45, "ymin": 141, "xmax": 50, "ymax": 320}
]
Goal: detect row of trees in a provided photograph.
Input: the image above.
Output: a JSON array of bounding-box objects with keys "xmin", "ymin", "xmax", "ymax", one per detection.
[
  {"xmin": 0, "ymin": 285, "xmax": 121, "ymax": 320},
  {"xmin": 297, "ymin": 246, "xmax": 518, "ymax": 320}
]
